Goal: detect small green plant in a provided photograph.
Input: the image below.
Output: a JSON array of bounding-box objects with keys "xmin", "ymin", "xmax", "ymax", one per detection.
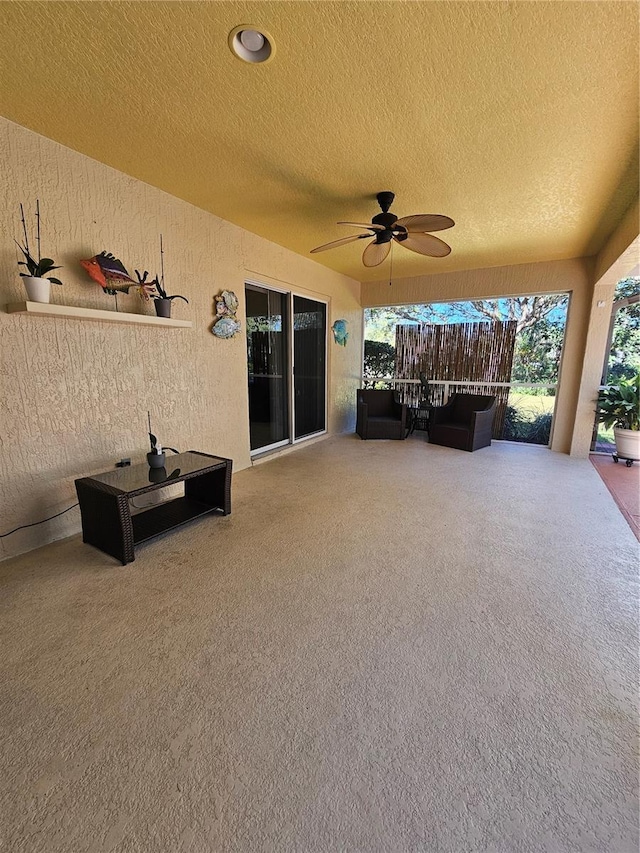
[
  {"xmin": 151, "ymin": 277, "xmax": 188, "ymax": 304},
  {"xmin": 501, "ymin": 405, "xmax": 553, "ymax": 444},
  {"xmin": 596, "ymin": 373, "xmax": 640, "ymax": 431},
  {"xmin": 15, "ymin": 201, "xmax": 62, "ymax": 284}
]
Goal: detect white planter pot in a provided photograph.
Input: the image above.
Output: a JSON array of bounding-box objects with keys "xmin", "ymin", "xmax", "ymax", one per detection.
[
  {"xmin": 614, "ymin": 426, "xmax": 640, "ymax": 461},
  {"xmin": 23, "ymin": 276, "xmax": 51, "ymax": 303}
]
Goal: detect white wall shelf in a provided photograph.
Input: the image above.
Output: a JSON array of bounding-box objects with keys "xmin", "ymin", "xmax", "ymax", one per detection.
[{"xmin": 5, "ymin": 301, "xmax": 192, "ymax": 328}]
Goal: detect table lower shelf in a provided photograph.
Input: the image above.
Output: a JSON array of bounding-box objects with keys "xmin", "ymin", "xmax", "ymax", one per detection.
[{"xmin": 131, "ymin": 496, "xmax": 222, "ymax": 544}]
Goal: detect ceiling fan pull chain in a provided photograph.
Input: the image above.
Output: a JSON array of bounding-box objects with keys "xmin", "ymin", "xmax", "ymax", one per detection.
[{"xmin": 389, "ymin": 241, "xmax": 394, "ymax": 286}]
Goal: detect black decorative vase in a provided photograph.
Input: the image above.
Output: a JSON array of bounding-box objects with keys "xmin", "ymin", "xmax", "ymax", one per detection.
[
  {"xmin": 147, "ymin": 451, "xmax": 166, "ymax": 468},
  {"xmin": 154, "ymin": 299, "xmax": 172, "ymax": 318}
]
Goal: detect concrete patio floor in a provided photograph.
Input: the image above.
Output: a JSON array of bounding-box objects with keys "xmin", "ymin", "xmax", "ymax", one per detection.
[{"xmin": 1, "ymin": 436, "xmax": 638, "ymax": 852}]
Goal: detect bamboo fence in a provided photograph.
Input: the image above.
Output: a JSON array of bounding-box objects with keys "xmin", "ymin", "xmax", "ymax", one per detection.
[{"xmin": 394, "ymin": 321, "xmax": 518, "ymax": 436}]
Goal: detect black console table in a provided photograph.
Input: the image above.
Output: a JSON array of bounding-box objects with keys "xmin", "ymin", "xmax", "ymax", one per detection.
[{"xmin": 75, "ymin": 451, "xmax": 232, "ymax": 564}]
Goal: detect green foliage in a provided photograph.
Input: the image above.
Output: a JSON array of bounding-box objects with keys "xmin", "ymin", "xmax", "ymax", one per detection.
[
  {"xmin": 615, "ymin": 277, "xmax": 640, "ymax": 300},
  {"xmin": 596, "ymin": 373, "xmax": 640, "ymax": 431},
  {"xmin": 363, "ymin": 340, "xmax": 395, "ymax": 385},
  {"xmin": 16, "ymin": 244, "xmax": 63, "ymax": 283},
  {"xmin": 510, "ymin": 319, "xmax": 564, "ymax": 385},
  {"xmin": 501, "ymin": 394, "xmax": 555, "ymax": 444},
  {"xmin": 502, "ymin": 406, "xmax": 552, "ymax": 444},
  {"xmin": 502, "ymin": 405, "xmax": 520, "ymax": 438},
  {"xmin": 606, "ymin": 277, "xmax": 640, "ymax": 383}
]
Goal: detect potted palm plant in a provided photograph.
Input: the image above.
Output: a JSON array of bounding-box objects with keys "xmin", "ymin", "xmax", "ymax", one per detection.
[
  {"xmin": 15, "ymin": 201, "xmax": 62, "ymax": 303},
  {"xmin": 596, "ymin": 373, "xmax": 640, "ymax": 463}
]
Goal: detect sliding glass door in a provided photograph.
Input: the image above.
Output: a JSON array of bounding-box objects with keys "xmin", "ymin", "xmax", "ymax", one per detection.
[
  {"xmin": 246, "ymin": 285, "xmax": 326, "ymax": 453},
  {"xmin": 293, "ymin": 296, "xmax": 326, "ymax": 439},
  {"xmin": 246, "ymin": 285, "xmax": 289, "ymax": 453}
]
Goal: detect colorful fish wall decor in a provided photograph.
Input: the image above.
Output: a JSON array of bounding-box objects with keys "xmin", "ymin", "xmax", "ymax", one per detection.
[
  {"xmin": 80, "ymin": 251, "xmax": 136, "ymax": 296},
  {"xmin": 211, "ymin": 290, "xmax": 241, "ymax": 339},
  {"xmin": 332, "ymin": 319, "xmax": 349, "ymax": 346}
]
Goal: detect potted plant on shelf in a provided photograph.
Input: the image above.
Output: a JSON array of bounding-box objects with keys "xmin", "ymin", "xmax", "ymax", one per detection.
[
  {"xmin": 148, "ymin": 234, "xmax": 188, "ymax": 318},
  {"xmin": 596, "ymin": 372, "xmax": 640, "ymax": 463},
  {"xmin": 15, "ymin": 201, "xmax": 62, "ymax": 303},
  {"xmin": 151, "ymin": 277, "xmax": 189, "ymax": 318}
]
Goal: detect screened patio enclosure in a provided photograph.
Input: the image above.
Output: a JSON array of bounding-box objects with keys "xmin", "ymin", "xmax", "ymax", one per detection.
[{"xmin": 363, "ymin": 297, "xmax": 569, "ymax": 446}]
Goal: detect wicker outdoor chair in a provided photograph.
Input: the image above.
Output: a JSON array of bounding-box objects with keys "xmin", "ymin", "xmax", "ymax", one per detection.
[
  {"xmin": 356, "ymin": 389, "xmax": 407, "ymax": 440},
  {"xmin": 429, "ymin": 393, "xmax": 496, "ymax": 451}
]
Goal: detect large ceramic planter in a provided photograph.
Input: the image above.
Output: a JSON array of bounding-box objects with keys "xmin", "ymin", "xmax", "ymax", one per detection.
[
  {"xmin": 614, "ymin": 427, "xmax": 640, "ymax": 461},
  {"xmin": 154, "ymin": 299, "xmax": 172, "ymax": 318},
  {"xmin": 23, "ymin": 276, "xmax": 51, "ymax": 303}
]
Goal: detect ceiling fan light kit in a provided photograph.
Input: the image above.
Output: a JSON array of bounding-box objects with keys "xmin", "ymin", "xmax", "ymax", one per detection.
[{"xmin": 311, "ymin": 191, "xmax": 455, "ymax": 267}]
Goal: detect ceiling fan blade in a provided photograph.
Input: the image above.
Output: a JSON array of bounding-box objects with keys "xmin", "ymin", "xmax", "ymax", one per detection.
[
  {"xmin": 362, "ymin": 239, "xmax": 391, "ymax": 267},
  {"xmin": 337, "ymin": 221, "xmax": 385, "ymax": 231},
  {"xmin": 395, "ymin": 214, "xmax": 455, "ymax": 232},
  {"xmin": 396, "ymin": 232, "xmax": 451, "ymax": 257},
  {"xmin": 310, "ymin": 234, "xmax": 370, "ymax": 253}
]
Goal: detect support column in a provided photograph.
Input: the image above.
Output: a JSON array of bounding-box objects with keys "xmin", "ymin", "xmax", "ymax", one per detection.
[{"xmin": 569, "ymin": 203, "xmax": 639, "ymax": 457}]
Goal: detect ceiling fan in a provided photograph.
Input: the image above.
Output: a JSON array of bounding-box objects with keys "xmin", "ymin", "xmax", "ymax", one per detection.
[{"xmin": 310, "ymin": 191, "xmax": 455, "ymax": 267}]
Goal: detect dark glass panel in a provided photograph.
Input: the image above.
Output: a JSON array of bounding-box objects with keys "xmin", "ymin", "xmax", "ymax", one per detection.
[
  {"xmin": 293, "ymin": 296, "xmax": 326, "ymax": 439},
  {"xmin": 246, "ymin": 286, "xmax": 289, "ymax": 451}
]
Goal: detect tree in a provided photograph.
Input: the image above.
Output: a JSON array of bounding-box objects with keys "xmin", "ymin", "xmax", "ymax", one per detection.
[
  {"xmin": 363, "ymin": 340, "xmax": 395, "ymax": 383},
  {"xmin": 606, "ymin": 277, "xmax": 640, "ymax": 382},
  {"xmin": 364, "ymin": 296, "xmax": 569, "ymax": 385},
  {"xmin": 510, "ymin": 319, "xmax": 565, "ymax": 386},
  {"xmin": 365, "ymin": 295, "xmax": 568, "ymax": 344},
  {"xmin": 452, "ymin": 296, "xmax": 567, "ymax": 332}
]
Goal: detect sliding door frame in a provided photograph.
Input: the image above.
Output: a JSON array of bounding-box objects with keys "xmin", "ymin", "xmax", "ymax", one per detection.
[
  {"xmin": 246, "ymin": 280, "xmax": 290, "ymax": 458},
  {"xmin": 290, "ymin": 290, "xmax": 329, "ymax": 445},
  {"xmin": 246, "ymin": 279, "xmax": 328, "ymax": 456}
]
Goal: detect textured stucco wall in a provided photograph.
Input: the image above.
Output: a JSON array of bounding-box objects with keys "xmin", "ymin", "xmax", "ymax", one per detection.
[
  {"xmin": 361, "ymin": 258, "xmax": 596, "ymax": 455},
  {"xmin": 592, "ymin": 199, "xmax": 639, "ymax": 287},
  {"xmin": 0, "ymin": 118, "xmax": 361, "ymax": 560}
]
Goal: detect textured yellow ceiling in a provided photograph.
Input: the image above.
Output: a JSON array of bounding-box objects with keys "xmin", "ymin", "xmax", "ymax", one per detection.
[{"xmin": 1, "ymin": 1, "xmax": 638, "ymax": 282}]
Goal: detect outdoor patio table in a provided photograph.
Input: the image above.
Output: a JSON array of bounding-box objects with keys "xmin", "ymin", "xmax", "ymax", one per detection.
[
  {"xmin": 75, "ymin": 451, "xmax": 232, "ymax": 565},
  {"xmin": 407, "ymin": 402, "xmax": 432, "ymax": 436}
]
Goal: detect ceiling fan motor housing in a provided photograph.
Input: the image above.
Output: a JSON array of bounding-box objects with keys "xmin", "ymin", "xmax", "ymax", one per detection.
[
  {"xmin": 374, "ymin": 228, "xmax": 394, "ymax": 244},
  {"xmin": 372, "ymin": 212, "xmax": 398, "ymax": 228}
]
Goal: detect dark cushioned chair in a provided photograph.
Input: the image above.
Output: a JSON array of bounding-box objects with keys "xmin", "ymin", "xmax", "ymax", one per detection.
[
  {"xmin": 356, "ymin": 389, "xmax": 407, "ymax": 440},
  {"xmin": 429, "ymin": 393, "xmax": 496, "ymax": 451}
]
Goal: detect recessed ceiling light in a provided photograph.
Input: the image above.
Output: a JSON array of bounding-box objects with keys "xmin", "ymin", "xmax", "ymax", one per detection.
[{"xmin": 229, "ymin": 26, "xmax": 274, "ymax": 64}]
